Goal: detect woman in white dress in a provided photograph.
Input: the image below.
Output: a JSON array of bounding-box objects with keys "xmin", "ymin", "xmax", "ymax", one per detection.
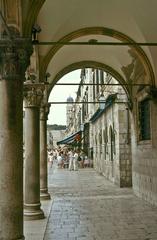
[
  {"xmin": 68, "ymin": 149, "xmax": 74, "ymax": 171},
  {"xmin": 57, "ymin": 153, "xmax": 63, "ymax": 168},
  {"xmin": 73, "ymin": 150, "xmax": 79, "ymax": 171}
]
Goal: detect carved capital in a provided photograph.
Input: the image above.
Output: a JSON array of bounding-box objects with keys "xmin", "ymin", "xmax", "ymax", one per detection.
[
  {"xmin": 0, "ymin": 38, "xmax": 33, "ymax": 80},
  {"xmin": 40, "ymin": 106, "xmax": 46, "ymax": 120},
  {"xmin": 40, "ymin": 103, "xmax": 51, "ymax": 120},
  {"xmin": 24, "ymin": 82, "xmax": 45, "ymax": 108}
]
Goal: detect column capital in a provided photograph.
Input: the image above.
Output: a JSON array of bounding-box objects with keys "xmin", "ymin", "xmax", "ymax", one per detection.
[
  {"xmin": 0, "ymin": 38, "xmax": 33, "ymax": 80},
  {"xmin": 40, "ymin": 103, "xmax": 51, "ymax": 120},
  {"xmin": 45, "ymin": 103, "xmax": 51, "ymax": 117},
  {"xmin": 24, "ymin": 82, "xmax": 45, "ymax": 108}
]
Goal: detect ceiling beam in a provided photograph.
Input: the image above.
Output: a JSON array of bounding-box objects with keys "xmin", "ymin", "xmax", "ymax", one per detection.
[
  {"xmin": 49, "ymin": 101, "xmax": 128, "ymax": 104},
  {"xmin": 33, "ymin": 41, "xmax": 157, "ymax": 46},
  {"xmin": 54, "ymin": 83, "xmax": 150, "ymax": 86}
]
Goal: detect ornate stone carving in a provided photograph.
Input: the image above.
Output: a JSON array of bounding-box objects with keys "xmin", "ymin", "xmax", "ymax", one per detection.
[
  {"xmin": 40, "ymin": 103, "xmax": 51, "ymax": 121},
  {"xmin": 0, "ymin": 39, "xmax": 33, "ymax": 80},
  {"xmin": 121, "ymin": 62, "xmax": 134, "ymax": 80},
  {"xmin": 24, "ymin": 82, "xmax": 45, "ymax": 108},
  {"xmin": 40, "ymin": 106, "xmax": 45, "ymax": 120},
  {"xmin": 45, "ymin": 103, "xmax": 51, "ymax": 116},
  {"xmin": 121, "ymin": 48, "xmax": 146, "ymax": 83}
]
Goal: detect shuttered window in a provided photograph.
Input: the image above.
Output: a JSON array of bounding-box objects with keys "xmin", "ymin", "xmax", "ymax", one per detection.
[{"xmin": 139, "ymin": 99, "xmax": 151, "ymax": 140}]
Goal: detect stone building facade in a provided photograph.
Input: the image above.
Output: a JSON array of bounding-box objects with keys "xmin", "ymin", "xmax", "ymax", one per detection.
[
  {"xmin": 70, "ymin": 68, "xmax": 132, "ymax": 187},
  {"xmin": 47, "ymin": 129, "xmax": 66, "ymax": 149}
]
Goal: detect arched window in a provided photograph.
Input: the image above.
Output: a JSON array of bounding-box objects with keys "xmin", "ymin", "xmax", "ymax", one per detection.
[
  {"xmin": 103, "ymin": 127, "xmax": 108, "ymax": 159},
  {"xmin": 109, "ymin": 126, "xmax": 114, "ymax": 161},
  {"xmin": 113, "ymin": 129, "xmax": 116, "ymax": 155},
  {"xmin": 138, "ymin": 99, "xmax": 151, "ymax": 140},
  {"xmin": 99, "ymin": 130, "xmax": 102, "ymax": 154},
  {"xmin": 95, "ymin": 134, "xmax": 97, "ymax": 154}
]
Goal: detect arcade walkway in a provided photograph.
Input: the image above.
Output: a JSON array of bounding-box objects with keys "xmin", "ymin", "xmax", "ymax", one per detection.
[{"xmin": 25, "ymin": 165, "xmax": 157, "ymax": 240}]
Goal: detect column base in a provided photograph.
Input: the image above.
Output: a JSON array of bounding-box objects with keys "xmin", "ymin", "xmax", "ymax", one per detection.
[
  {"xmin": 40, "ymin": 192, "xmax": 51, "ymax": 200},
  {"xmin": 40, "ymin": 188, "xmax": 51, "ymax": 200},
  {"xmin": 13, "ymin": 236, "xmax": 25, "ymax": 240},
  {"xmin": 24, "ymin": 203, "xmax": 45, "ymax": 221},
  {"xmin": 17, "ymin": 236, "xmax": 25, "ymax": 240}
]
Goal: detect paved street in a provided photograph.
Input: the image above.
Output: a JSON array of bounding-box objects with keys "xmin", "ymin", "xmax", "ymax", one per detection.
[{"xmin": 43, "ymin": 166, "xmax": 157, "ymax": 240}]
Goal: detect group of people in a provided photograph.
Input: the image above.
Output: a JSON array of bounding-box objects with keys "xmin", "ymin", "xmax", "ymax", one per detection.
[{"xmin": 48, "ymin": 147, "xmax": 92, "ymax": 170}]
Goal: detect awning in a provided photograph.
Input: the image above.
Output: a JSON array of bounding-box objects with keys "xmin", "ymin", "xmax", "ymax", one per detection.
[
  {"xmin": 57, "ymin": 130, "xmax": 82, "ymax": 145},
  {"xmin": 89, "ymin": 108, "xmax": 104, "ymax": 123}
]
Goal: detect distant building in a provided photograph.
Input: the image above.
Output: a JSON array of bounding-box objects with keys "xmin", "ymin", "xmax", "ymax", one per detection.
[
  {"xmin": 66, "ymin": 68, "xmax": 132, "ymax": 187},
  {"xmin": 47, "ymin": 125, "xmax": 66, "ymax": 149},
  {"xmin": 66, "ymin": 96, "xmax": 74, "ymax": 132}
]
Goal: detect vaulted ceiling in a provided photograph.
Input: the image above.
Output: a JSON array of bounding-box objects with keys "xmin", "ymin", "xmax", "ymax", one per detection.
[{"xmin": 31, "ymin": 0, "xmax": 157, "ymax": 95}]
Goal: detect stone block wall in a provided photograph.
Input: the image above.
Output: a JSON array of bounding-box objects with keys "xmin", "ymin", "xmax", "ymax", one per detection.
[
  {"xmin": 92, "ymin": 103, "xmax": 132, "ymax": 187},
  {"xmin": 118, "ymin": 109, "xmax": 132, "ymax": 187},
  {"xmin": 131, "ymin": 100, "xmax": 157, "ymax": 206}
]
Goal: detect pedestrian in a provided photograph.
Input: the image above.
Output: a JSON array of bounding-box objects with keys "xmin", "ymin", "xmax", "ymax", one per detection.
[
  {"xmin": 84, "ymin": 155, "xmax": 90, "ymax": 167},
  {"xmin": 79, "ymin": 150, "xmax": 85, "ymax": 168},
  {"xmin": 53, "ymin": 149, "xmax": 57, "ymax": 163},
  {"xmin": 73, "ymin": 150, "xmax": 79, "ymax": 171},
  {"xmin": 49, "ymin": 151, "xmax": 53, "ymax": 168},
  {"xmin": 57, "ymin": 152, "xmax": 63, "ymax": 168},
  {"xmin": 68, "ymin": 149, "xmax": 74, "ymax": 171}
]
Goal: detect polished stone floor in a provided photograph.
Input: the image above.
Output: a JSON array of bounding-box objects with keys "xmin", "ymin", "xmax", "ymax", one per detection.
[
  {"xmin": 25, "ymin": 164, "xmax": 157, "ymax": 240},
  {"xmin": 44, "ymin": 166, "xmax": 157, "ymax": 240}
]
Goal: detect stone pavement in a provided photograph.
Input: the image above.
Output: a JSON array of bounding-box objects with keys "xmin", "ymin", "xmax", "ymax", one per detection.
[{"xmin": 25, "ymin": 165, "xmax": 157, "ymax": 240}]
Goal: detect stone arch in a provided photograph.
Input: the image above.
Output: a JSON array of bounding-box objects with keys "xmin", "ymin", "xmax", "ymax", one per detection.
[
  {"xmin": 40, "ymin": 27, "xmax": 155, "ymax": 87},
  {"xmin": 22, "ymin": 0, "xmax": 45, "ymax": 37},
  {"xmin": 47, "ymin": 60, "xmax": 132, "ymax": 107}
]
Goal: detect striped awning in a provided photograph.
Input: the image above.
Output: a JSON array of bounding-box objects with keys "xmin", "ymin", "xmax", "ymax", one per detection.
[{"xmin": 57, "ymin": 130, "xmax": 82, "ymax": 145}]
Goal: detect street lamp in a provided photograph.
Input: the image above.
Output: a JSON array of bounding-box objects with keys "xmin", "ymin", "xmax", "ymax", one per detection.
[
  {"xmin": 80, "ymin": 124, "xmax": 84, "ymax": 131},
  {"xmin": 32, "ymin": 24, "xmax": 41, "ymax": 43},
  {"xmin": 45, "ymin": 72, "xmax": 51, "ymax": 83}
]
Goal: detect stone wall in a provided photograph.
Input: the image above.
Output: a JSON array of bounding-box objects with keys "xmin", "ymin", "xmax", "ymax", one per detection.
[
  {"xmin": 131, "ymin": 100, "xmax": 157, "ymax": 206},
  {"xmin": 92, "ymin": 103, "xmax": 132, "ymax": 187},
  {"xmin": 118, "ymin": 109, "xmax": 132, "ymax": 187}
]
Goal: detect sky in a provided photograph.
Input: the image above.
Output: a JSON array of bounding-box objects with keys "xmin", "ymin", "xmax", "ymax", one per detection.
[{"xmin": 47, "ymin": 70, "xmax": 81, "ymax": 125}]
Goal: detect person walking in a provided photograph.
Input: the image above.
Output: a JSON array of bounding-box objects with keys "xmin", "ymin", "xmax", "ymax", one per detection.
[
  {"xmin": 49, "ymin": 150, "xmax": 53, "ymax": 168},
  {"xmin": 73, "ymin": 150, "xmax": 79, "ymax": 171},
  {"xmin": 68, "ymin": 149, "xmax": 74, "ymax": 171},
  {"xmin": 57, "ymin": 152, "xmax": 63, "ymax": 168}
]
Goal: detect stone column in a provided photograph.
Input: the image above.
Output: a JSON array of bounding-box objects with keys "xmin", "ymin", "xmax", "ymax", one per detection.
[
  {"xmin": 24, "ymin": 83, "xmax": 45, "ymax": 220},
  {"xmin": 40, "ymin": 104, "xmax": 51, "ymax": 200},
  {"xmin": 0, "ymin": 41, "xmax": 32, "ymax": 240}
]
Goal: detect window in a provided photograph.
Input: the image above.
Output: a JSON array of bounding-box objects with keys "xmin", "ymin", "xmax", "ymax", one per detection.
[
  {"xmin": 99, "ymin": 130, "xmax": 102, "ymax": 154},
  {"xmin": 139, "ymin": 99, "xmax": 151, "ymax": 140},
  {"xmin": 103, "ymin": 127, "xmax": 108, "ymax": 159},
  {"xmin": 100, "ymin": 70, "xmax": 104, "ymax": 86},
  {"xmin": 96, "ymin": 69, "xmax": 99, "ymax": 94},
  {"xmin": 93, "ymin": 73, "xmax": 95, "ymax": 100},
  {"xmin": 95, "ymin": 134, "xmax": 97, "ymax": 154},
  {"xmin": 109, "ymin": 126, "xmax": 114, "ymax": 161}
]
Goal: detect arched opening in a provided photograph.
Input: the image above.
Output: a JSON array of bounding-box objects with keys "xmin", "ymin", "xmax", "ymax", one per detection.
[
  {"xmin": 47, "ymin": 66, "xmax": 132, "ymax": 187},
  {"xmin": 38, "ymin": 27, "xmax": 155, "ymax": 88},
  {"xmin": 103, "ymin": 127, "xmax": 108, "ymax": 160},
  {"xmin": 109, "ymin": 126, "xmax": 114, "ymax": 162}
]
